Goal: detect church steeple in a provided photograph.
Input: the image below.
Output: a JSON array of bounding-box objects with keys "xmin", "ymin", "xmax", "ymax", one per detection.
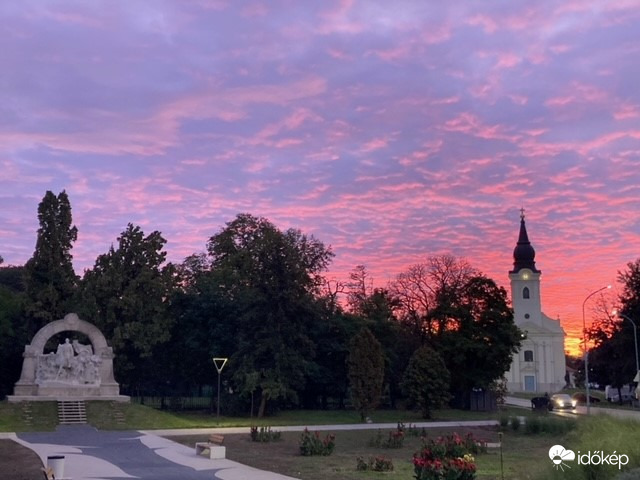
[{"xmin": 510, "ymin": 209, "xmax": 540, "ymax": 274}]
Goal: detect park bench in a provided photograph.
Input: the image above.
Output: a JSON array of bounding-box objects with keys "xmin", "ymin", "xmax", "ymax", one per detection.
[{"xmin": 195, "ymin": 434, "xmax": 226, "ymax": 459}]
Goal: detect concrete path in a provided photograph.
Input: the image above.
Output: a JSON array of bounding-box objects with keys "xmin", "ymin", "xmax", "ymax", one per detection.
[
  {"xmin": 14, "ymin": 420, "xmax": 499, "ymax": 480},
  {"xmin": 144, "ymin": 419, "xmax": 499, "ymax": 437},
  {"xmin": 16, "ymin": 425, "xmax": 297, "ymax": 480}
]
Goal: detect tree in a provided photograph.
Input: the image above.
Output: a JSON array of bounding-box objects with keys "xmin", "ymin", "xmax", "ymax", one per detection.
[
  {"xmin": 438, "ymin": 275, "xmax": 521, "ymax": 404},
  {"xmin": 401, "ymin": 346, "xmax": 450, "ymax": 418},
  {"xmin": 587, "ymin": 259, "xmax": 640, "ymax": 399},
  {"xmin": 347, "ymin": 327, "xmax": 385, "ymax": 421},
  {"xmin": 0, "ymin": 264, "xmax": 27, "ymax": 398},
  {"xmin": 24, "ymin": 190, "xmax": 78, "ymax": 332},
  {"xmin": 391, "ymin": 255, "xmax": 476, "ymax": 341},
  {"xmin": 391, "ymin": 256, "xmax": 521, "ymax": 407},
  {"xmin": 206, "ymin": 213, "xmax": 334, "ymax": 417},
  {"xmin": 77, "ymin": 224, "xmax": 176, "ymax": 392}
]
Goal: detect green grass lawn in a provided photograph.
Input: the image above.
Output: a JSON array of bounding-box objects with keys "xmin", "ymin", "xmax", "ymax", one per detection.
[
  {"xmin": 170, "ymin": 422, "xmax": 579, "ymax": 480},
  {"xmin": 0, "ymin": 398, "xmax": 535, "ymax": 432},
  {"xmin": 85, "ymin": 402, "xmax": 516, "ymax": 431},
  {"xmin": 0, "ymin": 401, "xmax": 58, "ymax": 432}
]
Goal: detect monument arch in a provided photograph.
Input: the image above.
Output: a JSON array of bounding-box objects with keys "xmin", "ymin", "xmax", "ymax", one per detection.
[{"xmin": 9, "ymin": 313, "xmax": 128, "ymax": 402}]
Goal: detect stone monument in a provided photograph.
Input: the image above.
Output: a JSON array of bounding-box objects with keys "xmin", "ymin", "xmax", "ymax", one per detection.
[{"xmin": 8, "ymin": 313, "xmax": 128, "ymax": 402}]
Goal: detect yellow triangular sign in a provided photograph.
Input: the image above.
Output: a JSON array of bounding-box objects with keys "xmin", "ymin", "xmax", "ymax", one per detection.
[{"xmin": 213, "ymin": 357, "xmax": 228, "ymax": 374}]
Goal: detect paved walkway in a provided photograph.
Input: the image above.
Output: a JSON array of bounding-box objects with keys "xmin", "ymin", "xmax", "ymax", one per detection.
[{"xmin": 12, "ymin": 420, "xmax": 498, "ymax": 480}]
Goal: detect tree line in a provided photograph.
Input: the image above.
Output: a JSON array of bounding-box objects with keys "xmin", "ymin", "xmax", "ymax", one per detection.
[{"xmin": 0, "ymin": 189, "xmax": 574, "ymax": 417}]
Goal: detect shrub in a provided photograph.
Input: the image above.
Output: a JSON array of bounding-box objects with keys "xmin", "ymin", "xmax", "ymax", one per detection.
[
  {"xmin": 368, "ymin": 425, "xmax": 405, "ymax": 448},
  {"xmin": 368, "ymin": 429, "xmax": 384, "ymax": 447},
  {"xmin": 413, "ymin": 451, "xmax": 476, "ymax": 480},
  {"xmin": 499, "ymin": 415, "xmax": 510, "ymax": 430},
  {"xmin": 250, "ymin": 426, "xmax": 281, "ymax": 442},
  {"xmin": 406, "ymin": 423, "xmax": 427, "ymax": 437},
  {"xmin": 510, "ymin": 416, "xmax": 521, "ymax": 431},
  {"xmin": 356, "ymin": 455, "xmax": 394, "ymax": 472},
  {"xmin": 386, "ymin": 429, "xmax": 405, "ymax": 448},
  {"xmin": 463, "ymin": 432, "xmax": 487, "ymax": 454},
  {"xmin": 299, "ymin": 428, "xmax": 335, "ymax": 456},
  {"xmin": 525, "ymin": 415, "xmax": 541, "ymax": 434},
  {"xmin": 412, "ymin": 432, "xmax": 485, "ymax": 479}
]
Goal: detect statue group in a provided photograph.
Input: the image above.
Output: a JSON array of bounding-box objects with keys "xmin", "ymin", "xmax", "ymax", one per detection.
[
  {"xmin": 35, "ymin": 338, "xmax": 102, "ymax": 385},
  {"xmin": 9, "ymin": 313, "xmax": 126, "ymax": 401}
]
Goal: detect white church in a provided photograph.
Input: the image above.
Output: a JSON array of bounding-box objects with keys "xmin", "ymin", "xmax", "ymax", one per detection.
[{"xmin": 505, "ymin": 212, "xmax": 567, "ymax": 393}]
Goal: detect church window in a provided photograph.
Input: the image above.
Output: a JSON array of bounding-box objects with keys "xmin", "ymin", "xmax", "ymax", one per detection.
[
  {"xmin": 524, "ymin": 350, "xmax": 534, "ymax": 362},
  {"xmin": 523, "ymin": 287, "xmax": 530, "ymax": 299}
]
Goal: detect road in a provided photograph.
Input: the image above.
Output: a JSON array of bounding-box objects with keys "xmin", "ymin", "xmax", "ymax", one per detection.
[{"xmin": 504, "ymin": 396, "xmax": 640, "ymax": 420}]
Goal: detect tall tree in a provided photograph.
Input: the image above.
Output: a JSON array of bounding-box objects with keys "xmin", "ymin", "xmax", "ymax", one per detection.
[
  {"xmin": 347, "ymin": 327, "xmax": 385, "ymax": 421},
  {"xmin": 401, "ymin": 346, "xmax": 450, "ymax": 418},
  {"xmin": 0, "ymin": 264, "xmax": 27, "ymax": 398},
  {"xmin": 206, "ymin": 213, "xmax": 333, "ymax": 417},
  {"xmin": 24, "ymin": 190, "xmax": 78, "ymax": 332},
  {"xmin": 587, "ymin": 259, "xmax": 640, "ymax": 398},
  {"xmin": 77, "ymin": 224, "xmax": 176, "ymax": 392}
]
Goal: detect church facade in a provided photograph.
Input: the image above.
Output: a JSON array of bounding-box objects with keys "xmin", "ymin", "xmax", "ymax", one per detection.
[{"xmin": 505, "ymin": 213, "xmax": 567, "ymax": 393}]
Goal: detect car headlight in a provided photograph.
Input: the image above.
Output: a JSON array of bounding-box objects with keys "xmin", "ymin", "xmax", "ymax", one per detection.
[{"xmin": 571, "ymin": 400, "xmax": 577, "ymax": 407}]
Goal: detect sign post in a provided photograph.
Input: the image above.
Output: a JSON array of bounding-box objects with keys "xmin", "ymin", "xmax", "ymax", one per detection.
[{"xmin": 213, "ymin": 358, "xmax": 228, "ymax": 419}]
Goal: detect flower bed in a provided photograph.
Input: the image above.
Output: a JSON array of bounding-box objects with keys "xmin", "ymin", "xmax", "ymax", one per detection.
[{"xmin": 412, "ymin": 432, "xmax": 486, "ymax": 480}]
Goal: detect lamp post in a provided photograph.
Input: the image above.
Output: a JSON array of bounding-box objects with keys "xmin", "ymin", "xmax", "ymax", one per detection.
[
  {"xmin": 212, "ymin": 358, "xmax": 228, "ymax": 419},
  {"xmin": 615, "ymin": 312, "xmax": 639, "ymax": 378},
  {"xmin": 582, "ymin": 285, "xmax": 611, "ymax": 415}
]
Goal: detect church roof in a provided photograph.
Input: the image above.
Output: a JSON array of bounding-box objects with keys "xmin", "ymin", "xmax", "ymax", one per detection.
[{"xmin": 510, "ymin": 210, "xmax": 541, "ymax": 274}]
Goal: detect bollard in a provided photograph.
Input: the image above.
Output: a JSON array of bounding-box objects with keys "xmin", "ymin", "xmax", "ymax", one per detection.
[{"xmin": 47, "ymin": 455, "xmax": 65, "ymax": 479}]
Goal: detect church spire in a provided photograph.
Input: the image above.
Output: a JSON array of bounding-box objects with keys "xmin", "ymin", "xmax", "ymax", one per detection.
[{"xmin": 510, "ymin": 209, "xmax": 540, "ymax": 274}]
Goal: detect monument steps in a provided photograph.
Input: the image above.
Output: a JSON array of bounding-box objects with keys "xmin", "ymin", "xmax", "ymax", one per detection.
[
  {"xmin": 22, "ymin": 403, "xmax": 33, "ymax": 425},
  {"xmin": 58, "ymin": 400, "xmax": 87, "ymax": 424},
  {"xmin": 110, "ymin": 401, "xmax": 126, "ymax": 425}
]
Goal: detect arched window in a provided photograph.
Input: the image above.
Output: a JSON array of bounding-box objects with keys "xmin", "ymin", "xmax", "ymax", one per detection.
[
  {"xmin": 523, "ymin": 287, "xmax": 530, "ymax": 299},
  {"xmin": 524, "ymin": 350, "xmax": 534, "ymax": 362}
]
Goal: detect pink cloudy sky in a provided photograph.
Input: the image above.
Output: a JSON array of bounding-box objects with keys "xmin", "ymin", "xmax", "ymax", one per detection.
[{"xmin": 1, "ymin": 1, "xmax": 640, "ymax": 354}]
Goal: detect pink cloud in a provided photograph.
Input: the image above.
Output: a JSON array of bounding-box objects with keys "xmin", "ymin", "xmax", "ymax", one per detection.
[
  {"xmin": 467, "ymin": 14, "xmax": 498, "ymax": 34},
  {"xmin": 613, "ymin": 103, "xmax": 640, "ymax": 120}
]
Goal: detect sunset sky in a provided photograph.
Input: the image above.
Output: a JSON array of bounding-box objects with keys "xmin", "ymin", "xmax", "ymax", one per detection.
[{"xmin": 1, "ymin": 1, "xmax": 639, "ymax": 355}]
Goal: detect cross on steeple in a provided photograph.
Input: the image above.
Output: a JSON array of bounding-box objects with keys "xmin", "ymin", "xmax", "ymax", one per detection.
[{"xmin": 520, "ymin": 207, "xmax": 525, "ymax": 220}]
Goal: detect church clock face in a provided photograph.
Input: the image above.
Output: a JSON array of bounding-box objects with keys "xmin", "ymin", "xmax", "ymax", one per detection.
[{"xmin": 522, "ymin": 272, "xmax": 529, "ymax": 280}]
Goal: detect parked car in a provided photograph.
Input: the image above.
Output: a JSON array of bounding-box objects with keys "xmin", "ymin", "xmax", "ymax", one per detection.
[
  {"xmin": 548, "ymin": 393, "xmax": 576, "ymax": 411},
  {"xmin": 571, "ymin": 392, "xmax": 601, "ymax": 405},
  {"xmin": 605, "ymin": 385, "xmax": 636, "ymax": 403}
]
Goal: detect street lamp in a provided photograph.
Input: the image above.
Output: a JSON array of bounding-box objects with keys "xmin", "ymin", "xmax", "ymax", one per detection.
[
  {"xmin": 613, "ymin": 311, "xmax": 640, "ymax": 378},
  {"xmin": 582, "ymin": 285, "xmax": 611, "ymax": 415},
  {"xmin": 212, "ymin": 357, "xmax": 228, "ymax": 419}
]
